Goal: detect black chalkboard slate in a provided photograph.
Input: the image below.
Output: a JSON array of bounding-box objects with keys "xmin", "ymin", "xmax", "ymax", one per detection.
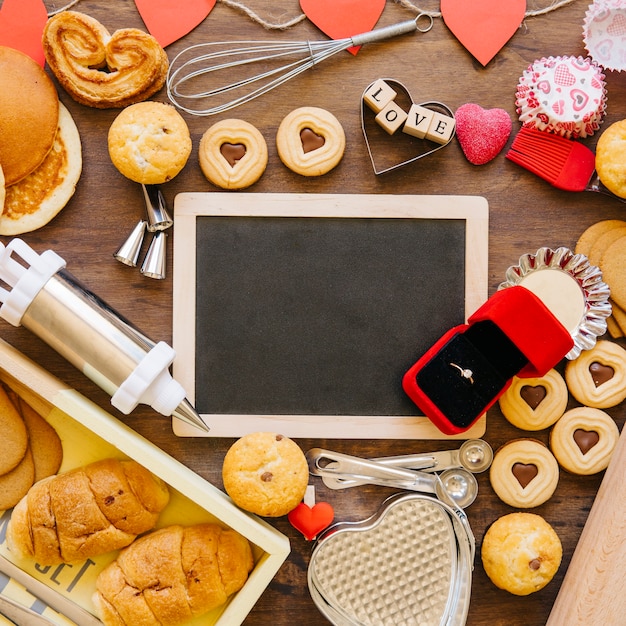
[{"xmin": 172, "ymin": 193, "xmax": 488, "ymax": 438}]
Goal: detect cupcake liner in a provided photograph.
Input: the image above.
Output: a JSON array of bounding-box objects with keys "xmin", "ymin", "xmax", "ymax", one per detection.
[
  {"xmin": 515, "ymin": 55, "xmax": 607, "ymax": 139},
  {"xmin": 584, "ymin": 0, "xmax": 626, "ymax": 71}
]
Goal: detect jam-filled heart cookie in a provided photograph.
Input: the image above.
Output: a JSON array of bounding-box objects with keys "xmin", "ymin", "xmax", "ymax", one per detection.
[
  {"xmin": 565, "ymin": 339, "xmax": 626, "ymax": 408},
  {"xmin": 199, "ymin": 119, "xmax": 268, "ymax": 189},
  {"xmin": 490, "ymin": 439, "xmax": 559, "ymax": 508},
  {"xmin": 499, "ymin": 369, "xmax": 568, "ymax": 431},
  {"xmin": 550, "ymin": 407, "xmax": 619, "ymax": 475},
  {"xmin": 276, "ymin": 107, "xmax": 345, "ymax": 176}
]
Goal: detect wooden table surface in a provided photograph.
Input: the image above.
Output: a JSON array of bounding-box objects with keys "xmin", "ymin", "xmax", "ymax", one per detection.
[{"xmin": 2, "ymin": 1, "xmax": 625, "ymax": 624}]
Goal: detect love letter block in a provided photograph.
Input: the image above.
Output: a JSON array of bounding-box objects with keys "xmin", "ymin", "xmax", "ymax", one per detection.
[
  {"xmin": 403, "ymin": 104, "xmax": 435, "ymax": 139},
  {"xmin": 424, "ymin": 111, "xmax": 456, "ymax": 145},
  {"xmin": 363, "ymin": 78, "xmax": 397, "ymax": 113},
  {"xmin": 375, "ymin": 100, "xmax": 408, "ymax": 135}
]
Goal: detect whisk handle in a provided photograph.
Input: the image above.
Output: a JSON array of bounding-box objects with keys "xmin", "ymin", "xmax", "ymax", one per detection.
[{"xmin": 350, "ymin": 16, "xmax": 432, "ymax": 47}]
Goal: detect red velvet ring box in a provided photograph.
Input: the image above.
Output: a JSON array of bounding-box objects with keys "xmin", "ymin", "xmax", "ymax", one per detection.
[{"xmin": 402, "ymin": 285, "xmax": 574, "ymax": 435}]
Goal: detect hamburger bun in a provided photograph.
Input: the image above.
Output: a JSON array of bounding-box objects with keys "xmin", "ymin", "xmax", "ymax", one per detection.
[
  {"xmin": 0, "ymin": 103, "xmax": 82, "ymax": 235},
  {"xmin": 0, "ymin": 46, "xmax": 59, "ymax": 185}
]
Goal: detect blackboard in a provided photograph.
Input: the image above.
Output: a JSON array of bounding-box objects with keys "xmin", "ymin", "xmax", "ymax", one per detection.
[{"xmin": 172, "ymin": 192, "xmax": 488, "ymax": 438}]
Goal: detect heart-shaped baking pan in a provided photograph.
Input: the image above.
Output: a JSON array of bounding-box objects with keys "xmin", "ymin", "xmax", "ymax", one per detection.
[
  {"xmin": 361, "ymin": 79, "xmax": 455, "ymax": 175},
  {"xmin": 308, "ymin": 493, "xmax": 472, "ymax": 625}
]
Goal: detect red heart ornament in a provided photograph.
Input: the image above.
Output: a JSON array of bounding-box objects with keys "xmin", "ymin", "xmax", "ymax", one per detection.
[
  {"xmin": 0, "ymin": 0, "xmax": 48, "ymax": 66},
  {"xmin": 300, "ymin": 0, "xmax": 385, "ymax": 55},
  {"xmin": 135, "ymin": 0, "xmax": 216, "ymax": 48},
  {"xmin": 455, "ymin": 103, "xmax": 512, "ymax": 165},
  {"xmin": 441, "ymin": 0, "xmax": 526, "ymax": 66},
  {"xmin": 288, "ymin": 502, "xmax": 334, "ymax": 541}
]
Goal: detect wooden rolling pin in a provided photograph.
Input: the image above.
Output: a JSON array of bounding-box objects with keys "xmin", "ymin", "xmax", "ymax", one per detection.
[{"xmin": 546, "ymin": 424, "xmax": 625, "ymax": 625}]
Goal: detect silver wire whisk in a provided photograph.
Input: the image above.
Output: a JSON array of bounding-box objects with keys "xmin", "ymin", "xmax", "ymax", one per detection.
[{"xmin": 166, "ymin": 14, "xmax": 434, "ymax": 116}]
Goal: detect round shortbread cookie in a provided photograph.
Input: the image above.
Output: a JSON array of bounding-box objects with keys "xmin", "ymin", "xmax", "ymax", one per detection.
[
  {"xmin": 575, "ymin": 219, "xmax": 626, "ymax": 257},
  {"xmin": 108, "ymin": 101, "xmax": 191, "ymax": 184},
  {"xmin": 599, "ymin": 234, "xmax": 626, "ymax": 310},
  {"xmin": 489, "ymin": 439, "xmax": 559, "ymax": 508},
  {"xmin": 587, "ymin": 225, "xmax": 626, "ymax": 267},
  {"xmin": 499, "ymin": 369, "xmax": 568, "ymax": 431},
  {"xmin": 550, "ymin": 407, "xmax": 619, "ymax": 475},
  {"xmin": 0, "ymin": 448, "xmax": 35, "ymax": 511},
  {"xmin": 595, "ymin": 119, "xmax": 626, "ymax": 198},
  {"xmin": 481, "ymin": 512, "xmax": 562, "ymax": 596},
  {"xmin": 0, "ymin": 385, "xmax": 29, "ymax": 475},
  {"xmin": 565, "ymin": 339, "xmax": 626, "ymax": 408},
  {"xmin": 222, "ymin": 432, "xmax": 309, "ymax": 517},
  {"xmin": 0, "ymin": 46, "xmax": 59, "ymax": 186}
]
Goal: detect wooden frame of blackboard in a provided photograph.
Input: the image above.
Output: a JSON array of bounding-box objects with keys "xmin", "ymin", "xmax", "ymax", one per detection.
[{"xmin": 172, "ymin": 192, "xmax": 488, "ymax": 439}]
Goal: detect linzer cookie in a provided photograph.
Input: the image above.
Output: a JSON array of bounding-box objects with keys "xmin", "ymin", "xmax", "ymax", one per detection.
[
  {"xmin": 489, "ymin": 439, "xmax": 559, "ymax": 508},
  {"xmin": 499, "ymin": 369, "xmax": 568, "ymax": 431},
  {"xmin": 565, "ymin": 339, "xmax": 626, "ymax": 408},
  {"xmin": 515, "ymin": 55, "xmax": 607, "ymax": 138},
  {"xmin": 550, "ymin": 407, "xmax": 619, "ymax": 475}
]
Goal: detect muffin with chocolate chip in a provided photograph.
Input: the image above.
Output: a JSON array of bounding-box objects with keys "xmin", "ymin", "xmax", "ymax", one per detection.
[
  {"xmin": 481, "ymin": 512, "xmax": 562, "ymax": 595},
  {"xmin": 222, "ymin": 432, "xmax": 308, "ymax": 517}
]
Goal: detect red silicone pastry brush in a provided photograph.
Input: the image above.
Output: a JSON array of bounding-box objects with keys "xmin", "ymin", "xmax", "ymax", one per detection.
[{"xmin": 506, "ymin": 127, "xmax": 625, "ymax": 202}]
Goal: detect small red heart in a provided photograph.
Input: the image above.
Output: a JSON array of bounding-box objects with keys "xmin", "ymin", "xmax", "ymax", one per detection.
[
  {"xmin": 299, "ymin": 0, "xmax": 385, "ymax": 55},
  {"xmin": 135, "ymin": 0, "xmax": 216, "ymax": 48},
  {"xmin": 0, "ymin": 0, "xmax": 48, "ymax": 66},
  {"xmin": 441, "ymin": 0, "xmax": 526, "ymax": 66},
  {"xmin": 455, "ymin": 103, "xmax": 512, "ymax": 165},
  {"xmin": 288, "ymin": 502, "xmax": 334, "ymax": 541}
]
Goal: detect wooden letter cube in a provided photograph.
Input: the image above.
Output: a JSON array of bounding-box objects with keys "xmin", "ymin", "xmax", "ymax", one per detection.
[
  {"xmin": 363, "ymin": 79, "xmax": 397, "ymax": 113},
  {"xmin": 375, "ymin": 101, "xmax": 408, "ymax": 135},
  {"xmin": 403, "ymin": 104, "xmax": 435, "ymax": 139},
  {"xmin": 425, "ymin": 112, "xmax": 456, "ymax": 144}
]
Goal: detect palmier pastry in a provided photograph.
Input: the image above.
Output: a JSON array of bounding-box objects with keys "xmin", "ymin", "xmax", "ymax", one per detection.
[
  {"xmin": 550, "ymin": 407, "xmax": 619, "ymax": 475},
  {"xmin": 565, "ymin": 339, "xmax": 626, "ymax": 408},
  {"xmin": 489, "ymin": 439, "xmax": 559, "ymax": 508},
  {"xmin": 499, "ymin": 369, "xmax": 568, "ymax": 431},
  {"xmin": 199, "ymin": 119, "xmax": 268, "ymax": 189},
  {"xmin": 276, "ymin": 106, "xmax": 345, "ymax": 176},
  {"xmin": 43, "ymin": 11, "xmax": 168, "ymax": 109}
]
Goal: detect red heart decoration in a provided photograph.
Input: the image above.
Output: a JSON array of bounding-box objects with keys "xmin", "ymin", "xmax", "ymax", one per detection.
[
  {"xmin": 300, "ymin": 0, "xmax": 385, "ymax": 55},
  {"xmin": 288, "ymin": 502, "xmax": 334, "ymax": 541},
  {"xmin": 455, "ymin": 103, "xmax": 512, "ymax": 165},
  {"xmin": 0, "ymin": 0, "xmax": 48, "ymax": 66},
  {"xmin": 441, "ymin": 0, "xmax": 526, "ymax": 66},
  {"xmin": 135, "ymin": 0, "xmax": 216, "ymax": 48}
]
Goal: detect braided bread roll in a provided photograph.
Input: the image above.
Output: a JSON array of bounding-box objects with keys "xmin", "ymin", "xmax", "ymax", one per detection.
[
  {"xmin": 42, "ymin": 11, "xmax": 168, "ymax": 108},
  {"xmin": 7, "ymin": 458, "xmax": 169, "ymax": 564},
  {"xmin": 93, "ymin": 524, "xmax": 254, "ymax": 626}
]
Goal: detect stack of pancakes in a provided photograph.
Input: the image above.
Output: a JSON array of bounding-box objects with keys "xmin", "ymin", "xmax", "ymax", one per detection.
[{"xmin": 0, "ymin": 46, "xmax": 82, "ymax": 235}]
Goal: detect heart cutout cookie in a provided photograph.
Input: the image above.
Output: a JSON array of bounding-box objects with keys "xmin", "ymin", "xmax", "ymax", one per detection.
[
  {"xmin": 300, "ymin": 0, "xmax": 385, "ymax": 55},
  {"xmin": 135, "ymin": 0, "xmax": 216, "ymax": 48},
  {"xmin": 288, "ymin": 502, "xmax": 334, "ymax": 540},
  {"xmin": 441, "ymin": 0, "xmax": 526, "ymax": 66},
  {"xmin": 455, "ymin": 103, "xmax": 512, "ymax": 165},
  {"xmin": 361, "ymin": 79, "xmax": 455, "ymax": 175}
]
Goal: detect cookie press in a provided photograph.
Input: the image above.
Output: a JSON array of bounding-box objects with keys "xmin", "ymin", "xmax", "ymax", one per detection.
[{"xmin": 0, "ymin": 238, "xmax": 207, "ymax": 432}]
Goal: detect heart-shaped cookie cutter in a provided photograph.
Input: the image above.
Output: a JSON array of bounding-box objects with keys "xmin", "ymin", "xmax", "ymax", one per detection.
[
  {"xmin": 308, "ymin": 492, "xmax": 473, "ymax": 626},
  {"xmin": 361, "ymin": 78, "xmax": 456, "ymax": 175}
]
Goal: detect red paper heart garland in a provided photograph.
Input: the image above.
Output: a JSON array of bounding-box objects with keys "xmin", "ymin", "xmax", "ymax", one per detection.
[
  {"xmin": 300, "ymin": 0, "xmax": 385, "ymax": 55},
  {"xmin": 455, "ymin": 103, "xmax": 512, "ymax": 165},
  {"xmin": 288, "ymin": 502, "xmax": 335, "ymax": 541},
  {"xmin": 135, "ymin": 0, "xmax": 216, "ymax": 48},
  {"xmin": 441, "ymin": 0, "xmax": 527, "ymax": 66},
  {"xmin": 0, "ymin": 0, "xmax": 48, "ymax": 66}
]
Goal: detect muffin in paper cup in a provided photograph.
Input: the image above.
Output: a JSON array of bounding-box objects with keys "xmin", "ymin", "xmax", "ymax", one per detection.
[
  {"xmin": 584, "ymin": 0, "xmax": 626, "ymax": 71},
  {"xmin": 515, "ymin": 55, "xmax": 607, "ymax": 138}
]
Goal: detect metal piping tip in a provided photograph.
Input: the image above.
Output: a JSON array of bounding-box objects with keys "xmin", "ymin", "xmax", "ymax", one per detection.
[
  {"xmin": 141, "ymin": 231, "xmax": 167, "ymax": 279},
  {"xmin": 114, "ymin": 220, "xmax": 147, "ymax": 266},
  {"xmin": 172, "ymin": 398, "xmax": 209, "ymax": 432},
  {"xmin": 142, "ymin": 184, "xmax": 173, "ymax": 232}
]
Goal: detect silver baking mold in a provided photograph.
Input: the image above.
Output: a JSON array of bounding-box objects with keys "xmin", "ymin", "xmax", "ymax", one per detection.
[{"xmin": 498, "ymin": 246, "xmax": 611, "ymax": 360}]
